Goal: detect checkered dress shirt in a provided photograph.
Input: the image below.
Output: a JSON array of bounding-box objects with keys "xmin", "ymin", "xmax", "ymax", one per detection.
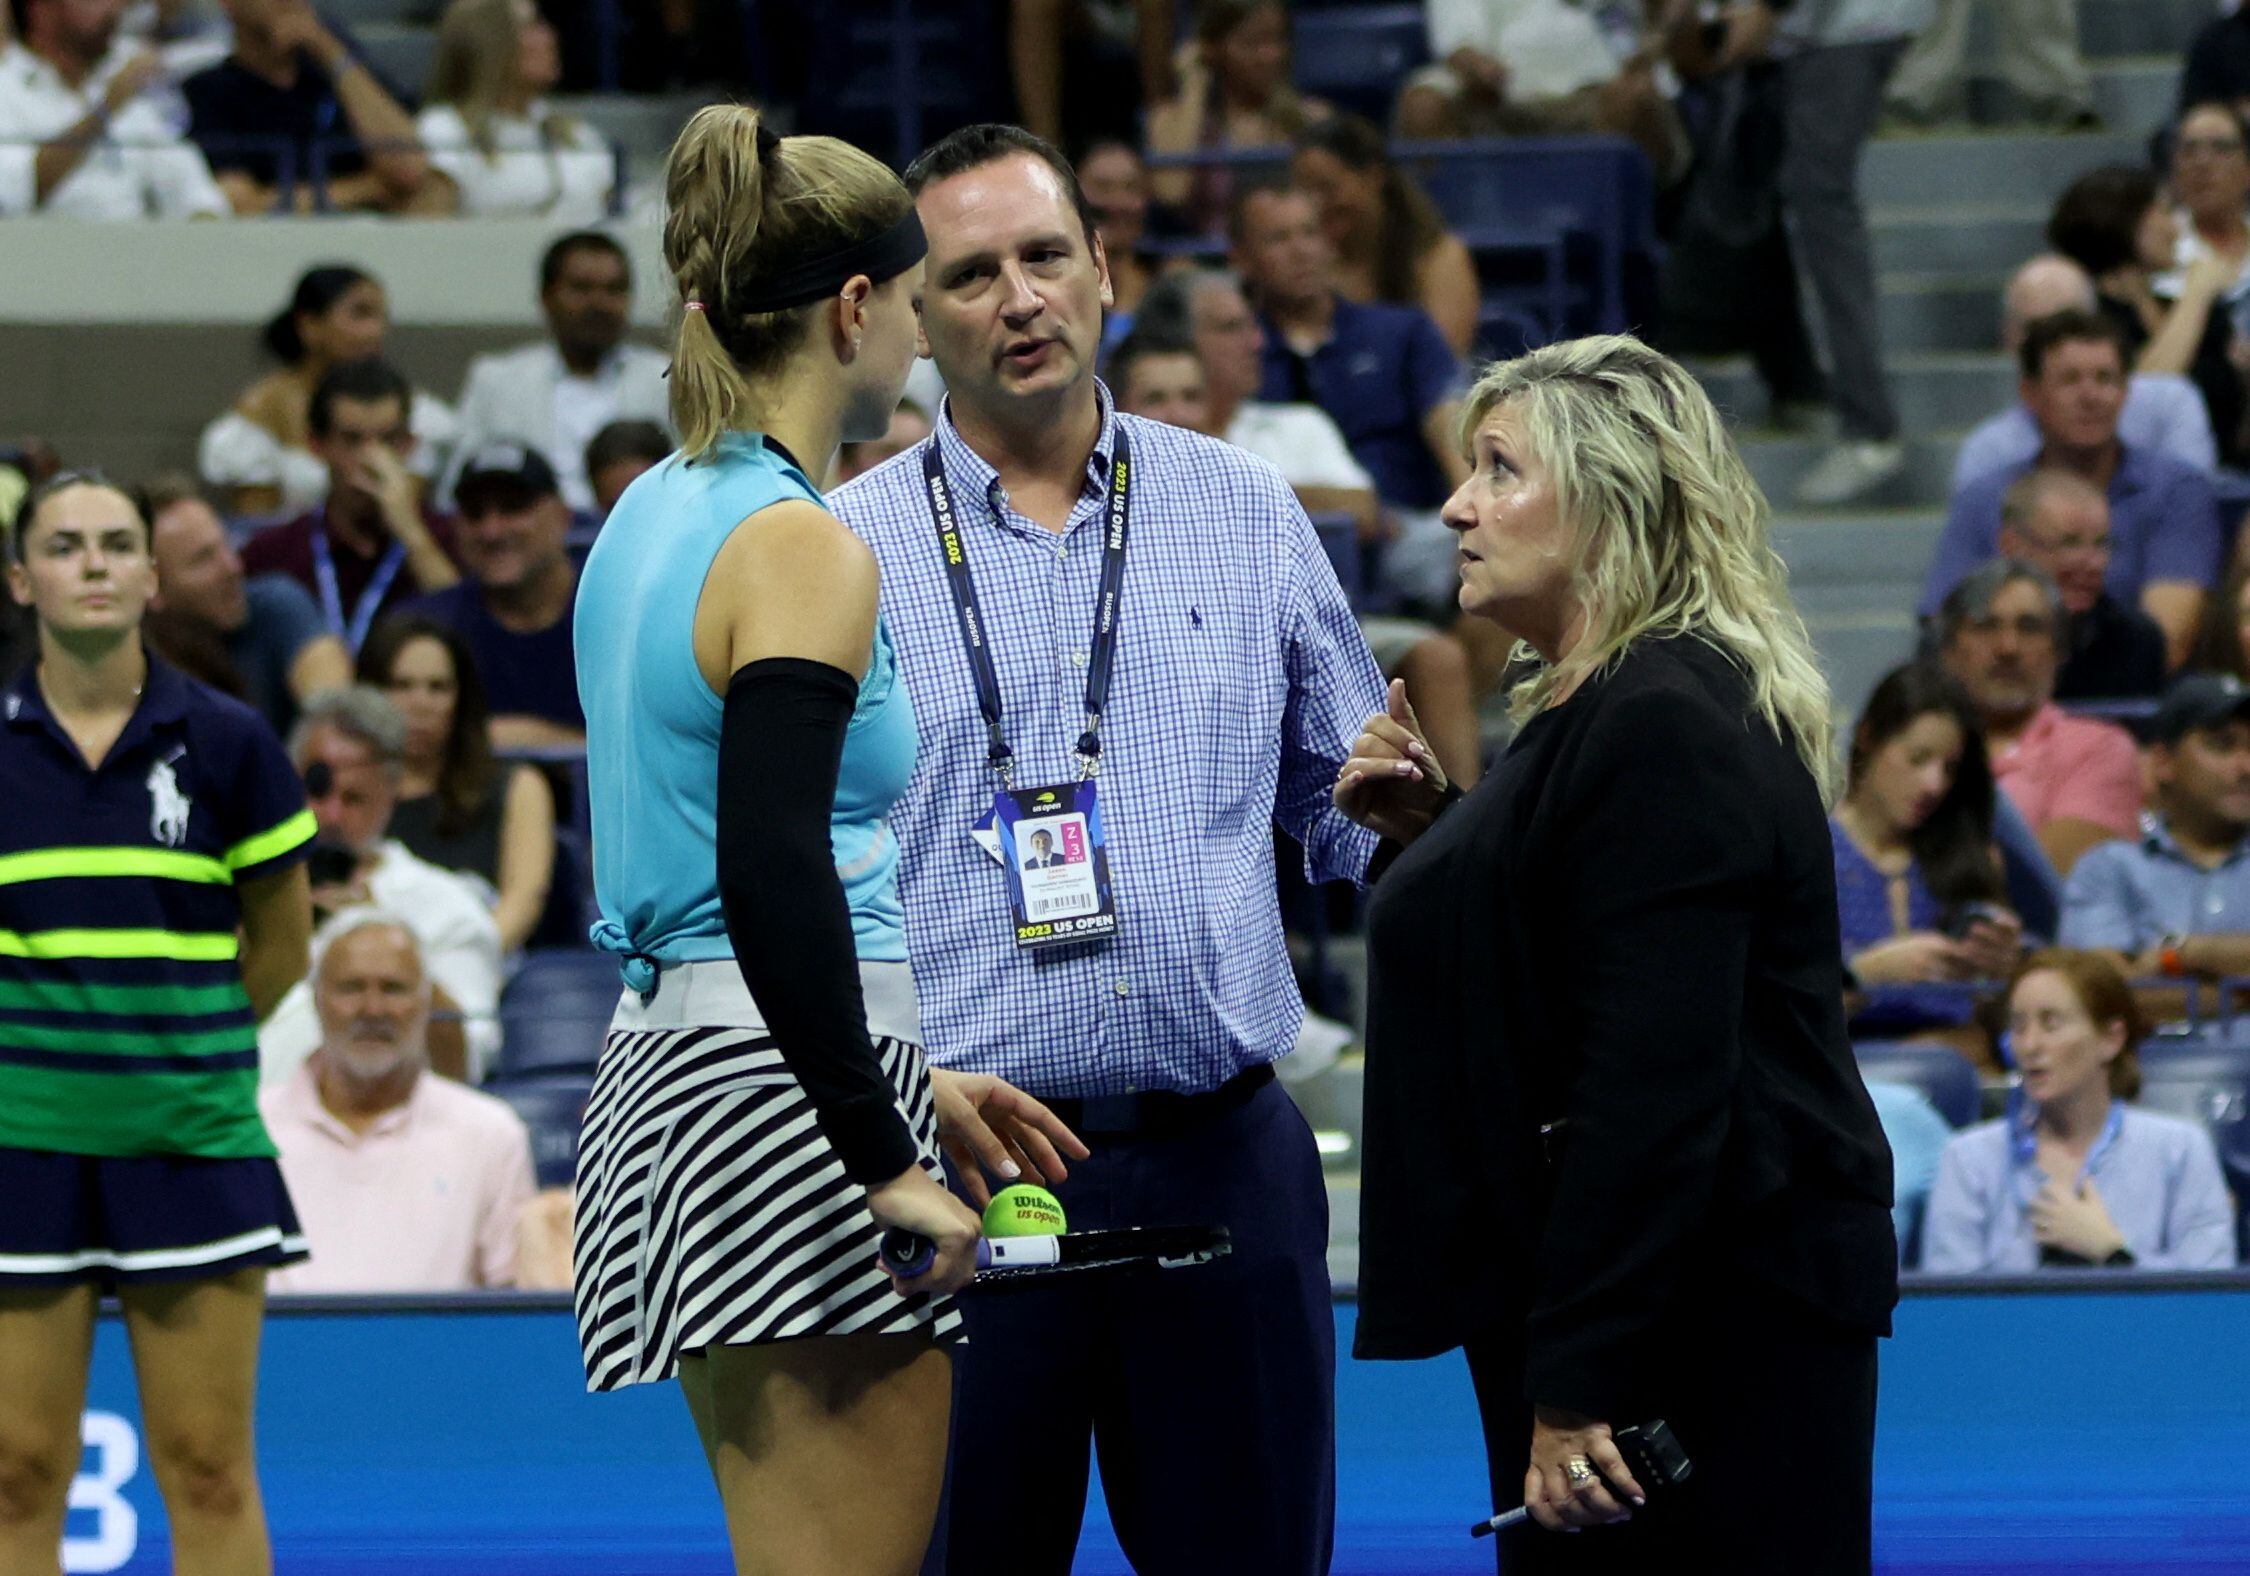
[{"xmin": 827, "ymin": 387, "xmax": 1385, "ymax": 1097}]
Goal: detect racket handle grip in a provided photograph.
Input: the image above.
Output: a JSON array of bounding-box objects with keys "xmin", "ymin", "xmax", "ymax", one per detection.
[
  {"xmin": 880, "ymin": 1230, "xmax": 1000, "ymax": 1278},
  {"xmin": 879, "ymin": 1228, "xmax": 936, "ymax": 1278}
]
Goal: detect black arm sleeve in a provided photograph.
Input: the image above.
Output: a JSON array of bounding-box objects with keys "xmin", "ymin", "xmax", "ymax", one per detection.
[{"xmin": 718, "ymin": 657, "xmax": 921, "ymax": 1186}]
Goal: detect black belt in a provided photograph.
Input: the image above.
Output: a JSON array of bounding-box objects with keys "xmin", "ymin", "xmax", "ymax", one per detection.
[{"xmin": 1040, "ymin": 1062, "xmax": 1275, "ymax": 1139}]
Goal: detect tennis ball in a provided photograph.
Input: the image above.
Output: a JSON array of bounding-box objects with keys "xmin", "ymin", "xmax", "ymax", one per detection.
[{"xmin": 982, "ymin": 1183, "xmax": 1066, "ymax": 1237}]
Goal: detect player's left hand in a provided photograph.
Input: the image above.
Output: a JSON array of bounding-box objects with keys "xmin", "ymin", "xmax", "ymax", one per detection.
[{"xmin": 930, "ymin": 1069, "xmax": 1091, "ymax": 1208}]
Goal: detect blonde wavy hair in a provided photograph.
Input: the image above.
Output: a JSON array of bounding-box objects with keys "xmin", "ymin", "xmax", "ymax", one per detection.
[
  {"xmin": 660, "ymin": 104, "xmax": 914, "ymax": 459},
  {"xmin": 1464, "ymin": 334, "xmax": 1837, "ymax": 799}
]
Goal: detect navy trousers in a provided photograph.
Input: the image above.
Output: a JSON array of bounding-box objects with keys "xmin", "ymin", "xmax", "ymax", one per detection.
[{"xmin": 924, "ymin": 1075, "xmax": 1336, "ymax": 1574}]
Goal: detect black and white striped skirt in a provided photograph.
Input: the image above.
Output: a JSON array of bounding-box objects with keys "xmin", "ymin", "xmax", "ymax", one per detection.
[{"xmin": 572, "ymin": 960, "xmax": 961, "ymax": 1392}]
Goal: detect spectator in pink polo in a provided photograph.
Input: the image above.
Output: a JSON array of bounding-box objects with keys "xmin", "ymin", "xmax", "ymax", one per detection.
[
  {"xmin": 261, "ymin": 908, "xmax": 535, "ymax": 1294},
  {"xmin": 1938, "ymin": 558, "xmax": 2143, "ymax": 877}
]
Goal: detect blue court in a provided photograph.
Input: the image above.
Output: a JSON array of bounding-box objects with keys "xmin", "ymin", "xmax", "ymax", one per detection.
[{"xmin": 64, "ymin": 1275, "xmax": 2250, "ymax": 1574}]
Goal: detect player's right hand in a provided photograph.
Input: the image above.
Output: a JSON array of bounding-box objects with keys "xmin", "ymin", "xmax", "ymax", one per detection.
[{"xmin": 866, "ymin": 1166, "xmax": 981, "ymax": 1296}]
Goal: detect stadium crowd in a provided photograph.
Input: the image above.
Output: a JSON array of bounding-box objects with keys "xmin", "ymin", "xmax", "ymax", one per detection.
[{"xmin": 2, "ymin": 0, "xmax": 2246, "ymax": 1299}]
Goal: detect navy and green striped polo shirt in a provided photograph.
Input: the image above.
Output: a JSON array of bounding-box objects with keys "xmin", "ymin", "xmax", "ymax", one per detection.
[{"xmin": 0, "ymin": 656, "xmax": 314, "ymax": 1159}]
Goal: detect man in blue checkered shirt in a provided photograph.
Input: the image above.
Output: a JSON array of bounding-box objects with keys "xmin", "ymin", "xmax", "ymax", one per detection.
[{"xmin": 829, "ymin": 125, "xmax": 1390, "ymax": 1573}]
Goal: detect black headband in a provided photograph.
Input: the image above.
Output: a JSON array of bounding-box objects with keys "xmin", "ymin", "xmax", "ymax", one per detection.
[{"xmin": 730, "ymin": 209, "xmax": 929, "ymax": 315}]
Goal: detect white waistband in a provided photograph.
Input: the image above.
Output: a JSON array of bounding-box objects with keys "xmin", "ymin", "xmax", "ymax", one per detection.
[{"xmin": 608, "ymin": 957, "xmax": 922, "ymax": 1046}]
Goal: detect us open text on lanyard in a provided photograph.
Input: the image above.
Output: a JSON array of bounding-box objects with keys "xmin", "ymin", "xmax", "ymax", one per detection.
[
  {"xmin": 922, "ymin": 429, "xmax": 1130, "ymax": 948},
  {"xmin": 309, "ymin": 517, "xmax": 406, "ymax": 654}
]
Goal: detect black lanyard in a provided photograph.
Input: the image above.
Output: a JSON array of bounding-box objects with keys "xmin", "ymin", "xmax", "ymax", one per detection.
[{"xmin": 921, "ymin": 426, "xmax": 1132, "ymax": 785}]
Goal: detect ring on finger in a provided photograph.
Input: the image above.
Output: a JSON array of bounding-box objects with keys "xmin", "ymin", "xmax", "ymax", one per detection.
[{"xmin": 1565, "ymin": 1457, "xmax": 1597, "ymax": 1486}]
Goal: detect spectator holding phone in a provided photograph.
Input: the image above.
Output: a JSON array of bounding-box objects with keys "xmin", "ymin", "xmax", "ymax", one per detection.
[
  {"xmin": 1832, "ymin": 662, "xmax": 2022, "ymax": 1067},
  {"xmin": 1922, "ymin": 948, "xmax": 2237, "ymax": 1272}
]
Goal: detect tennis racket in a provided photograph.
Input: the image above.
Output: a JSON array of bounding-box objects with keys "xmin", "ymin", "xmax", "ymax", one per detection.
[{"xmin": 879, "ymin": 1224, "xmax": 1231, "ymax": 1286}]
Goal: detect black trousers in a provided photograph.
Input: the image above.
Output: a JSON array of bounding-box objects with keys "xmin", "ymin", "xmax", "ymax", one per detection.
[
  {"xmin": 922, "ymin": 1076, "xmax": 1336, "ymax": 1574},
  {"xmin": 1465, "ymin": 1278, "xmax": 1879, "ymax": 1574}
]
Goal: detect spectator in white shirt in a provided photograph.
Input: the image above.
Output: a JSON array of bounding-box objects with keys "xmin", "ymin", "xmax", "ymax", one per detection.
[
  {"xmin": 0, "ymin": 0, "xmax": 227, "ymax": 218},
  {"xmin": 262, "ymin": 907, "xmax": 537, "ymax": 1295},
  {"xmin": 442, "ymin": 231, "xmax": 669, "ymax": 514},
  {"xmin": 1394, "ymin": 0, "xmax": 1682, "ymax": 177},
  {"xmin": 418, "ymin": 0, "xmax": 613, "ymax": 222},
  {"xmin": 258, "ymin": 685, "xmax": 504, "ymax": 1087}
]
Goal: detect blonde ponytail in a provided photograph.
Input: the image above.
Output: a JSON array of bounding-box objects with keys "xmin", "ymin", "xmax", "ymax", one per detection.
[{"xmin": 660, "ymin": 104, "xmax": 915, "ymax": 460}]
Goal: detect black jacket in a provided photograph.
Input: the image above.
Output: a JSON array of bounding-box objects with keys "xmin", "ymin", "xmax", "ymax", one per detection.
[{"xmin": 1353, "ymin": 636, "xmax": 1898, "ymax": 1420}]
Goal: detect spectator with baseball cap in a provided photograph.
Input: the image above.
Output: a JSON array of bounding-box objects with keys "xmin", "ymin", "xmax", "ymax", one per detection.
[
  {"xmin": 403, "ymin": 442, "xmax": 582, "ymax": 746},
  {"xmin": 2061, "ymin": 671, "xmax": 2250, "ymax": 989}
]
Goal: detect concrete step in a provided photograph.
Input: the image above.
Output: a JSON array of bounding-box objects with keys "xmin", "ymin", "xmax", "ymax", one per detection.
[
  {"xmin": 1772, "ymin": 508, "xmax": 1947, "ymax": 586},
  {"xmin": 1872, "ymin": 206, "xmax": 2046, "ymax": 279},
  {"xmin": 2078, "ymin": 0, "xmax": 2212, "ymax": 60},
  {"xmin": 1877, "ymin": 273, "xmax": 2002, "ymax": 355},
  {"xmin": 1744, "ymin": 433, "xmax": 1958, "ymax": 506},
  {"xmin": 1863, "ymin": 132, "xmax": 2143, "ymax": 210},
  {"xmin": 1699, "ymin": 353, "xmax": 2010, "ymax": 433},
  {"xmin": 2089, "ymin": 58, "xmax": 2184, "ymax": 140},
  {"xmin": 353, "ymin": 22, "xmax": 435, "ymax": 100},
  {"xmin": 1939, "ymin": 57, "xmax": 2174, "ymax": 140},
  {"xmin": 326, "ymin": 0, "xmax": 441, "ymax": 28},
  {"xmin": 1804, "ymin": 612, "xmax": 1924, "ymax": 717}
]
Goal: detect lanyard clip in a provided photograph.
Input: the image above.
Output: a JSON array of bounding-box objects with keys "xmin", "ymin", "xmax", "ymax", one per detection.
[
  {"xmin": 986, "ymin": 724, "xmax": 1015, "ymax": 788},
  {"xmin": 1074, "ymin": 717, "xmax": 1102, "ymax": 779}
]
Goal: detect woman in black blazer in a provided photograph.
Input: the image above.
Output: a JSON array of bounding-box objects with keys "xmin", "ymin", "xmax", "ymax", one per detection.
[{"xmin": 1338, "ymin": 335, "xmax": 1899, "ymax": 1572}]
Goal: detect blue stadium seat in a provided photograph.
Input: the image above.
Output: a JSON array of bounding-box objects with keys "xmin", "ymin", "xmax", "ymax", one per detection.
[
  {"xmin": 495, "ymin": 1010, "xmax": 609, "ymax": 1080},
  {"xmin": 1305, "ymin": 510, "xmax": 1364, "ymax": 607},
  {"xmin": 504, "ymin": 950, "xmax": 622, "ymax": 1017},
  {"xmin": 1856, "ymin": 1041, "xmax": 1981, "ymax": 1130},
  {"xmin": 489, "ymin": 1075, "xmax": 593, "ymax": 1189},
  {"xmin": 1398, "ymin": 137, "xmax": 1654, "ymax": 335},
  {"xmin": 1292, "ymin": 6, "xmax": 1430, "ymax": 122},
  {"xmin": 2136, "ymin": 1045, "xmax": 2250, "ymax": 1256}
]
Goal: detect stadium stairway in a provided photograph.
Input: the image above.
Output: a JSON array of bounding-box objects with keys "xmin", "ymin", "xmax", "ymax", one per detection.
[{"xmin": 1696, "ymin": 0, "xmax": 2210, "ymax": 718}]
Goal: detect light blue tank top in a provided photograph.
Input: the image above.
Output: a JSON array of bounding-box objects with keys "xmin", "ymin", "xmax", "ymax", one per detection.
[{"xmin": 574, "ymin": 430, "xmax": 916, "ymax": 988}]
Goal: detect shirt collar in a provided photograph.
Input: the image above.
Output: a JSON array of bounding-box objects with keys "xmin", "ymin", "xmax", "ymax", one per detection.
[
  {"xmin": 1261, "ymin": 293, "xmax": 1350, "ymax": 357},
  {"xmin": 2137, "ymin": 809, "xmax": 2250, "ymax": 867},
  {"xmin": 295, "ymin": 1054, "xmax": 430, "ymax": 1144},
  {"xmin": 929, "ymin": 379, "xmax": 1120, "ymax": 520},
  {"xmin": 2007, "ymin": 1089, "xmax": 2127, "ymax": 1179},
  {"xmin": 2, "ymin": 649, "xmax": 193, "ymax": 758}
]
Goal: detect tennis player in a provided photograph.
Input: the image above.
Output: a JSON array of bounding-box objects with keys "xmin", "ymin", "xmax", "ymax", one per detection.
[
  {"xmin": 570, "ymin": 106, "xmax": 1084, "ymax": 1575},
  {"xmin": 0, "ymin": 472, "xmax": 317, "ymax": 1575}
]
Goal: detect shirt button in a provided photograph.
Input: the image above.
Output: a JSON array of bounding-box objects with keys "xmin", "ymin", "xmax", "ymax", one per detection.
[
  {"xmin": 1069, "ymin": 649, "xmax": 1089, "ymax": 668},
  {"xmin": 1113, "ymin": 978, "xmax": 1131, "ymax": 997}
]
